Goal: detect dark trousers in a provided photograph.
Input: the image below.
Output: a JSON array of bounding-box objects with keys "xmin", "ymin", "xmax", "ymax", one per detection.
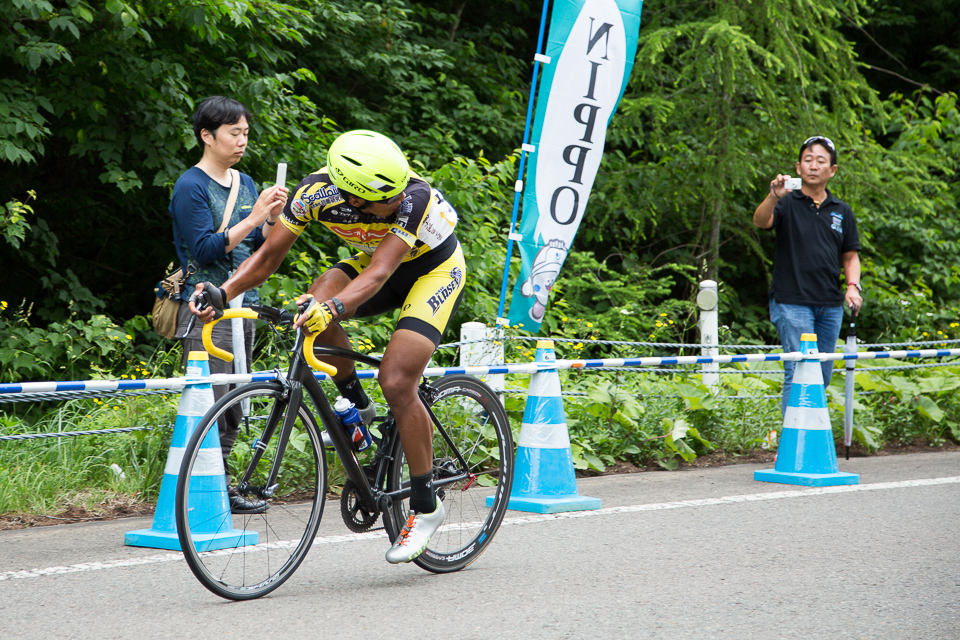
[{"xmin": 176, "ymin": 303, "xmax": 255, "ymax": 485}]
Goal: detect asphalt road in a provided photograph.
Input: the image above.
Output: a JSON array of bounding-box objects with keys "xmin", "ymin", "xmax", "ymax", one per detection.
[{"xmin": 1, "ymin": 451, "xmax": 958, "ymax": 640}]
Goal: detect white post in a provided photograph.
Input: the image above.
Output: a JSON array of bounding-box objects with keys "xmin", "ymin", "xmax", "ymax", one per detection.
[
  {"xmin": 696, "ymin": 280, "xmax": 720, "ymax": 394},
  {"xmin": 460, "ymin": 322, "xmax": 505, "ymax": 400}
]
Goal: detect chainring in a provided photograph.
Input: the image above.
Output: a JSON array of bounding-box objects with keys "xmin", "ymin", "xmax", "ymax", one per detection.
[{"xmin": 340, "ymin": 479, "xmax": 380, "ymax": 533}]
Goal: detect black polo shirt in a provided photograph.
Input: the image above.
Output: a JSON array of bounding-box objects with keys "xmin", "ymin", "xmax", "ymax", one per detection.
[{"xmin": 767, "ymin": 187, "xmax": 860, "ymax": 306}]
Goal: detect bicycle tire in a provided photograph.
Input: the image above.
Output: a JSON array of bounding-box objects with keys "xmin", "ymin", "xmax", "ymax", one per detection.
[
  {"xmin": 385, "ymin": 374, "xmax": 514, "ymax": 573},
  {"xmin": 175, "ymin": 381, "xmax": 327, "ymax": 600}
]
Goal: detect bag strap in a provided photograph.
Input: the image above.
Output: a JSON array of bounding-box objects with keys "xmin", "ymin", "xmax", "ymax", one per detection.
[{"xmin": 218, "ymin": 168, "xmax": 241, "ymax": 233}]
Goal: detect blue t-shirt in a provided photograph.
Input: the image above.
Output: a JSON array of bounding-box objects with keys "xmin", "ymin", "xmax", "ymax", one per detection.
[{"xmin": 169, "ymin": 167, "xmax": 265, "ymax": 303}]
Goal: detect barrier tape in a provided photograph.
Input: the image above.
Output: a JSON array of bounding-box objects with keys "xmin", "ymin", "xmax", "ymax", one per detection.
[{"xmin": 2, "ymin": 348, "xmax": 959, "ymax": 396}]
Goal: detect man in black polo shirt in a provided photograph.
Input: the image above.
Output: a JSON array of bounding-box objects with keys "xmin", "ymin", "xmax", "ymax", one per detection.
[{"xmin": 753, "ymin": 136, "xmax": 863, "ymax": 413}]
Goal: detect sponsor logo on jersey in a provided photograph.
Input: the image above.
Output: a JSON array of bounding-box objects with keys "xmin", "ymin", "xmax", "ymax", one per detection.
[
  {"xmin": 336, "ymin": 225, "xmax": 390, "ymax": 244},
  {"xmin": 300, "ymin": 184, "xmax": 341, "ymax": 208},
  {"xmin": 830, "ymin": 212, "xmax": 843, "ymax": 234},
  {"xmin": 426, "ymin": 267, "xmax": 463, "ymax": 315}
]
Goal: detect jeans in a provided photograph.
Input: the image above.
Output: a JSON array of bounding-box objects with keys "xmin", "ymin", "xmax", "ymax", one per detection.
[{"xmin": 769, "ymin": 298, "xmax": 843, "ymax": 415}]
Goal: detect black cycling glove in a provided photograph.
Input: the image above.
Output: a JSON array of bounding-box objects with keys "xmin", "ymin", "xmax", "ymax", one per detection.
[{"xmin": 190, "ymin": 282, "xmax": 227, "ymax": 320}]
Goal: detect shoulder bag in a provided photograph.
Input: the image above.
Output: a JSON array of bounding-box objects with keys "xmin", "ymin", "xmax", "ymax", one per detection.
[{"xmin": 151, "ymin": 169, "xmax": 240, "ymax": 338}]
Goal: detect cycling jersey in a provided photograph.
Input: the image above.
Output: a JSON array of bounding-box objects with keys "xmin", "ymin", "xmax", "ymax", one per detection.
[{"xmin": 279, "ymin": 171, "xmax": 458, "ymax": 263}]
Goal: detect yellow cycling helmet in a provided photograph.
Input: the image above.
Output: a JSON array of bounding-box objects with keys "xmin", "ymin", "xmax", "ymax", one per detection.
[{"xmin": 327, "ymin": 130, "xmax": 410, "ymax": 201}]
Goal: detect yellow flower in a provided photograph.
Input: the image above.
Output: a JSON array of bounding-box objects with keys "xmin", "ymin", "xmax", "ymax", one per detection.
[
  {"xmin": 562, "ymin": 317, "xmax": 568, "ymax": 322},
  {"xmin": 586, "ymin": 322, "xmax": 593, "ymax": 328},
  {"xmin": 0, "ymin": 301, "xmax": 7, "ymax": 310},
  {"xmin": 660, "ymin": 313, "xmax": 667, "ymax": 317},
  {"xmin": 126, "ymin": 334, "xmax": 133, "ymax": 340},
  {"xmin": 922, "ymin": 332, "xmax": 929, "ymax": 337}
]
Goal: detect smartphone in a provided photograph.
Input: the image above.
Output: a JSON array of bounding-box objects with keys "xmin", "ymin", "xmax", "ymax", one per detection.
[{"xmin": 785, "ymin": 177, "xmax": 802, "ymax": 191}]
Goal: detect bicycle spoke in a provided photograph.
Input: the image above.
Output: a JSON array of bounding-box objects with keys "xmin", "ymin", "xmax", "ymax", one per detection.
[
  {"xmin": 176, "ymin": 383, "xmax": 327, "ymax": 600},
  {"xmin": 386, "ymin": 375, "xmax": 513, "ymax": 573}
]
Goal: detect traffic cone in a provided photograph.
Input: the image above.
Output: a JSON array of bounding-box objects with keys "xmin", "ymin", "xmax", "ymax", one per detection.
[
  {"xmin": 490, "ymin": 340, "xmax": 601, "ymax": 513},
  {"xmin": 754, "ymin": 333, "xmax": 859, "ymax": 487},
  {"xmin": 125, "ymin": 351, "xmax": 258, "ymax": 550}
]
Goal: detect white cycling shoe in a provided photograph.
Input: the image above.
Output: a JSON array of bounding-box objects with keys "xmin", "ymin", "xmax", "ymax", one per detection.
[{"xmin": 385, "ymin": 497, "xmax": 446, "ymax": 564}]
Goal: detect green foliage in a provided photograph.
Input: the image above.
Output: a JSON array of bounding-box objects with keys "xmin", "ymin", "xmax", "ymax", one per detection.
[
  {"xmin": 0, "ymin": 305, "xmax": 136, "ymax": 383},
  {"xmin": 845, "ymin": 361, "xmax": 960, "ymax": 447},
  {"xmin": 0, "ymin": 0, "xmax": 528, "ymax": 323}
]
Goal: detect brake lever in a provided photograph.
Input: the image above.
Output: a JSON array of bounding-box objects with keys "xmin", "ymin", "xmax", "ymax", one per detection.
[{"xmin": 179, "ymin": 293, "xmax": 206, "ymax": 339}]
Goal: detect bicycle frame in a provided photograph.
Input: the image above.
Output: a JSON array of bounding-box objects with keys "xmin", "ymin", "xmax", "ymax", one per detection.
[{"xmin": 204, "ymin": 307, "xmax": 473, "ymax": 517}]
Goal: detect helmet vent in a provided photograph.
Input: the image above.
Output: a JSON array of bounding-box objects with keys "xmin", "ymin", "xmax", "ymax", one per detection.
[
  {"xmin": 374, "ymin": 173, "xmax": 395, "ymax": 184},
  {"xmin": 342, "ymin": 155, "xmax": 362, "ymax": 167}
]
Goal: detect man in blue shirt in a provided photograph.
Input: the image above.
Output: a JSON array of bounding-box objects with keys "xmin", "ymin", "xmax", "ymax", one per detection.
[{"xmin": 168, "ymin": 96, "xmax": 287, "ymax": 512}]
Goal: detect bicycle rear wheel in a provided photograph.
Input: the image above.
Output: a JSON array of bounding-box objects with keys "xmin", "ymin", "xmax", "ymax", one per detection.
[
  {"xmin": 175, "ymin": 381, "xmax": 327, "ymax": 600},
  {"xmin": 385, "ymin": 374, "xmax": 514, "ymax": 573}
]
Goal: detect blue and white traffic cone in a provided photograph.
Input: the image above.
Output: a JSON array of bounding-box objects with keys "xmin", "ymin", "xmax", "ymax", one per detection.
[
  {"xmin": 491, "ymin": 340, "xmax": 601, "ymax": 513},
  {"xmin": 754, "ymin": 333, "xmax": 859, "ymax": 487},
  {"xmin": 125, "ymin": 351, "xmax": 258, "ymax": 550}
]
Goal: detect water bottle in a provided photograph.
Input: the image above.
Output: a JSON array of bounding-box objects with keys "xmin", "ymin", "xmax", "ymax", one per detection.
[{"xmin": 333, "ymin": 396, "xmax": 372, "ymax": 452}]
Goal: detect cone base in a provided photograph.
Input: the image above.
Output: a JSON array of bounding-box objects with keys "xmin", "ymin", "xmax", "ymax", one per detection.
[
  {"xmin": 124, "ymin": 527, "xmax": 258, "ymax": 551},
  {"xmin": 753, "ymin": 469, "xmax": 859, "ymax": 487},
  {"xmin": 489, "ymin": 493, "xmax": 601, "ymax": 513}
]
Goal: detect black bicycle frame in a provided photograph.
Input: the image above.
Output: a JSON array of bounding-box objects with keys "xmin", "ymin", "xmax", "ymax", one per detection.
[{"xmin": 237, "ymin": 326, "xmax": 472, "ymax": 513}]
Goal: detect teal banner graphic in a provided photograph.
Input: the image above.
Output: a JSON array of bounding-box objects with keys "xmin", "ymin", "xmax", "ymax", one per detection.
[{"xmin": 506, "ymin": 0, "xmax": 643, "ymax": 331}]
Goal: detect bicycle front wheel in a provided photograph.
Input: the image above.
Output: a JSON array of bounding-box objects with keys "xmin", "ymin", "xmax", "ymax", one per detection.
[
  {"xmin": 175, "ymin": 381, "xmax": 327, "ymax": 600},
  {"xmin": 386, "ymin": 374, "xmax": 514, "ymax": 573}
]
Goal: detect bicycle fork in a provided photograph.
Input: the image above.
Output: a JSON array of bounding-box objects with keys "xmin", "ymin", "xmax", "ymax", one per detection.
[{"xmin": 235, "ymin": 377, "xmax": 302, "ymax": 500}]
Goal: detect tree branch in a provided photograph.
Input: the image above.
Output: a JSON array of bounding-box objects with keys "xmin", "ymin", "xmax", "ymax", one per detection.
[
  {"xmin": 865, "ymin": 65, "xmax": 944, "ymax": 96},
  {"xmin": 841, "ymin": 13, "xmax": 907, "ymax": 70}
]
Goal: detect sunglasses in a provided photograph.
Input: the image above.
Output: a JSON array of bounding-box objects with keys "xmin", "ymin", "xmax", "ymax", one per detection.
[
  {"xmin": 803, "ymin": 135, "xmax": 835, "ymax": 151},
  {"xmin": 342, "ymin": 190, "xmax": 404, "ymax": 206}
]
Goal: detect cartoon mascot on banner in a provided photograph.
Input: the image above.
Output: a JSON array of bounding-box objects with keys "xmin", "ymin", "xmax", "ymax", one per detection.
[{"xmin": 520, "ymin": 238, "xmax": 568, "ymax": 323}]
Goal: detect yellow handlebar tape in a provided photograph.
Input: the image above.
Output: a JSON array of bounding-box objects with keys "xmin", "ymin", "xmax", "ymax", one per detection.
[
  {"xmin": 201, "ymin": 307, "xmax": 337, "ymax": 376},
  {"xmin": 304, "ymin": 333, "xmax": 337, "ymax": 377}
]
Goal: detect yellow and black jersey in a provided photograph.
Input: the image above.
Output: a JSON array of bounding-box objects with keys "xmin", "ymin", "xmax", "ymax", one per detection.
[{"xmin": 279, "ymin": 170, "xmax": 458, "ymax": 262}]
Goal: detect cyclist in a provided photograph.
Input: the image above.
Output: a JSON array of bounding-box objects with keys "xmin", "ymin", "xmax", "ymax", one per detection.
[{"xmin": 188, "ymin": 130, "xmax": 466, "ymax": 564}]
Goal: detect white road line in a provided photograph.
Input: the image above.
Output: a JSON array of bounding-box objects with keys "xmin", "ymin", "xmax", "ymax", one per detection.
[{"xmin": 2, "ymin": 476, "xmax": 957, "ymax": 582}]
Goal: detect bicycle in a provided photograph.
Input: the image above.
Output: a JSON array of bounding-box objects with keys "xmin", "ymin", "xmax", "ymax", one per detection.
[{"xmin": 174, "ymin": 302, "xmax": 514, "ymax": 600}]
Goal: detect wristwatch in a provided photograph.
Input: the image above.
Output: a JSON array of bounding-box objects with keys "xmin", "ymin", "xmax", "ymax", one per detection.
[{"xmin": 848, "ymin": 282, "xmax": 862, "ymax": 292}]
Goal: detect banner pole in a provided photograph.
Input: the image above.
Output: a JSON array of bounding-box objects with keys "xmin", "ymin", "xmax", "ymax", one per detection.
[{"xmin": 496, "ymin": 0, "xmax": 551, "ymax": 322}]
